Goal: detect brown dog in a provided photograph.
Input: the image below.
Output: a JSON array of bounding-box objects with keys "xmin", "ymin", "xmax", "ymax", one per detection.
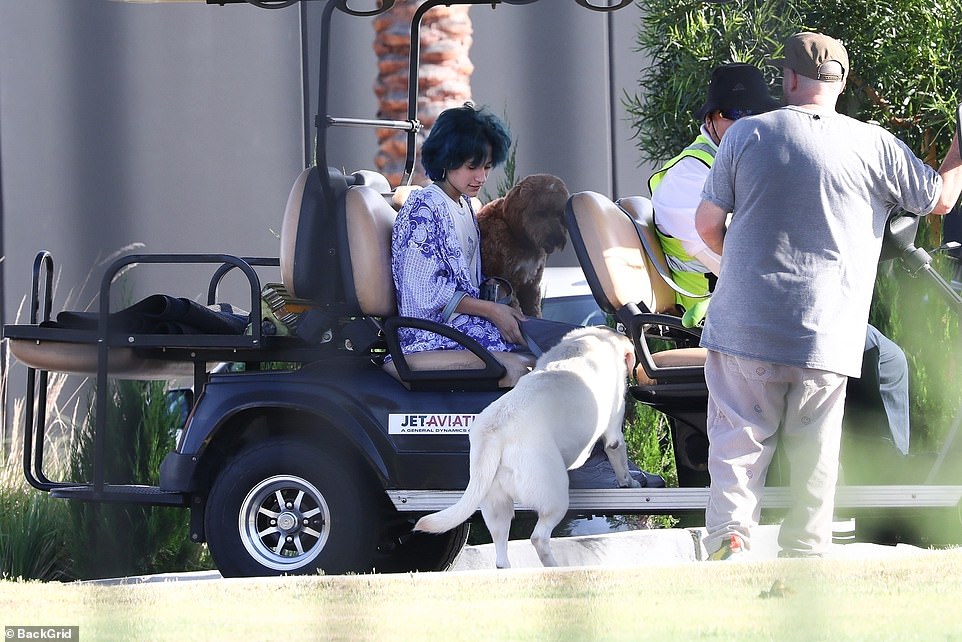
[{"xmin": 477, "ymin": 174, "xmax": 569, "ymax": 317}]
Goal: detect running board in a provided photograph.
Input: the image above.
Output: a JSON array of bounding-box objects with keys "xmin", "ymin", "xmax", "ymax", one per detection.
[
  {"xmin": 50, "ymin": 484, "xmax": 189, "ymax": 507},
  {"xmin": 387, "ymin": 485, "xmax": 962, "ymax": 514}
]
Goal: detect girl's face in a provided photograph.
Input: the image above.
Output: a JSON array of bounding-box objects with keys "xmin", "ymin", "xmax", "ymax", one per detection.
[{"xmin": 442, "ymin": 152, "xmax": 493, "ymax": 200}]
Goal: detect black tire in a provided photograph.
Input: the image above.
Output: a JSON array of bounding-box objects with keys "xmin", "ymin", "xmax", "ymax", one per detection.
[
  {"xmin": 205, "ymin": 438, "xmax": 380, "ymax": 577},
  {"xmin": 374, "ymin": 522, "xmax": 470, "ymax": 573}
]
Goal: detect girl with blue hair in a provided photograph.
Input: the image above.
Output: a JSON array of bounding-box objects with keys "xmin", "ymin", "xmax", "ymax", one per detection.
[{"xmin": 391, "ymin": 103, "xmax": 525, "ymax": 354}]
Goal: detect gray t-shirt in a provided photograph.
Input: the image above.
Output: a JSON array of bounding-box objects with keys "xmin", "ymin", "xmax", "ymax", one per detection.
[{"xmin": 700, "ymin": 106, "xmax": 940, "ymax": 377}]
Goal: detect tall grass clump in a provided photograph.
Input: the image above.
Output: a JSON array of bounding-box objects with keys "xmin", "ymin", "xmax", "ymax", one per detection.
[
  {"xmin": 1, "ymin": 378, "xmax": 78, "ymax": 581},
  {"xmin": 0, "ymin": 459, "xmax": 72, "ymax": 581},
  {"xmin": 67, "ymin": 380, "xmax": 211, "ymax": 579},
  {"xmin": 1, "ymin": 300, "xmax": 81, "ymax": 581}
]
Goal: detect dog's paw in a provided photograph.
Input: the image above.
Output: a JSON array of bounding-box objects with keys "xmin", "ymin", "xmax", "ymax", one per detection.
[{"xmin": 620, "ymin": 478, "xmax": 642, "ymax": 489}]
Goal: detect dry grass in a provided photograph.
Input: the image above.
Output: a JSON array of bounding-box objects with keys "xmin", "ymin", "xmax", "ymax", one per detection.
[{"xmin": 1, "ymin": 549, "xmax": 961, "ymax": 641}]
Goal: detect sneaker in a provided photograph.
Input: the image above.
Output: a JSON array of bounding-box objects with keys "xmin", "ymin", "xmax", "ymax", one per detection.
[{"xmin": 708, "ymin": 534, "xmax": 746, "ymax": 561}]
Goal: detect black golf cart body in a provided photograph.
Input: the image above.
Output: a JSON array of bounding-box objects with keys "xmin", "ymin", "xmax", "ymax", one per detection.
[{"xmin": 5, "ymin": 0, "xmax": 962, "ymax": 577}]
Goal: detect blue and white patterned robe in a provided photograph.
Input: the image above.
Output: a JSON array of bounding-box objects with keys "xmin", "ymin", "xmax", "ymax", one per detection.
[{"xmin": 391, "ymin": 185, "xmax": 519, "ymax": 354}]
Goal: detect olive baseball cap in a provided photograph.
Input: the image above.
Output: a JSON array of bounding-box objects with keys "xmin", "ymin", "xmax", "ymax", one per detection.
[{"xmin": 768, "ymin": 32, "xmax": 849, "ymax": 82}]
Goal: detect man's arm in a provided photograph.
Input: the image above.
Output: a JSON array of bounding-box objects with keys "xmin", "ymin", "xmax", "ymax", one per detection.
[
  {"xmin": 933, "ymin": 132, "xmax": 962, "ymax": 215},
  {"xmin": 695, "ymin": 199, "xmax": 729, "ymax": 256}
]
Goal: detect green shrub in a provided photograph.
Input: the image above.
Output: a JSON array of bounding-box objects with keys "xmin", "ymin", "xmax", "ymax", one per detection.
[
  {"xmin": 0, "ymin": 355, "xmax": 77, "ymax": 581},
  {"xmin": 627, "ymin": 0, "xmax": 962, "ymax": 167},
  {"xmin": 67, "ymin": 380, "xmax": 211, "ymax": 579},
  {"xmin": 0, "ymin": 466, "xmax": 72, "ymax": 581},
  {"xmin": 623, "ymin": 399, "xmax": 679, "ymax": 529},
  {"xmin": 623, "ymin": 398, "xmax": 677, "ymax": 489}
]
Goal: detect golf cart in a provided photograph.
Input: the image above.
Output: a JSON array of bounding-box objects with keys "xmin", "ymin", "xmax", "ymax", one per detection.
[{"xmin": 5, "ymin": 0, "xmax": 962, "ymax": 578}]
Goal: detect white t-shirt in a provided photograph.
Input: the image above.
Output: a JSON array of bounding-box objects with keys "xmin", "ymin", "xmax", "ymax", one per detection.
[
  {"xmin": 426, "ymin": 183, "xmax": 480, "ymax": 288},
  {"xmin": 651, "ymin": 125, "xmax": 719, "ymax": 268}
]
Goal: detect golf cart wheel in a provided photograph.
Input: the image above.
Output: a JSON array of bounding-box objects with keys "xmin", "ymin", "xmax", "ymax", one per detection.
[
  {"xmin": 375, "ymin": 522, "xmax": 470, "ymax": 572},
  {"xmin": 205, "ymin": 438, "xmax": 380, "ymax": 577}
]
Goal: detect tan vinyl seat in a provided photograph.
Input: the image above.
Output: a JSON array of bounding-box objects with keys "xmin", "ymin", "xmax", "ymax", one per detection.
[
  {"xmin": 564, "ymin": 191, "xmax": 705, "ymax": 386},
  {"xmin": 6, "ymin": 339, "xmax": 195, "ymax": 379},
  {"xmin": 617, "ymin": 195, "xmax": 711, "ymax": 307}
]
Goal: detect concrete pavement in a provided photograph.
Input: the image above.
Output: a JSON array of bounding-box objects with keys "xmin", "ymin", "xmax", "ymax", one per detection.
[
  {"xmin": 449, "ymin": 522, "xmax": 936, "ymax": 570},
  {"xmin": 86, "ymin": 522, "xmax": 938, "ymax": 584}
]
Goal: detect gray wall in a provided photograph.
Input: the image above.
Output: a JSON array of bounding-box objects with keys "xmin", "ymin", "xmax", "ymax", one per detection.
[
  {"xmin": 0, "ymin": 0, "xmax": 304, "ymax": 321},
  {"xmin": 0, "ymin": 1, "xmax": 654, "ymax": 326}
]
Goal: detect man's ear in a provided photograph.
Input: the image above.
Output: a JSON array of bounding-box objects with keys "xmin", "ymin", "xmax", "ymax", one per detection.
[{"xmin": 785, "ymin": 68, "xmax": 799, "ymax": 92}]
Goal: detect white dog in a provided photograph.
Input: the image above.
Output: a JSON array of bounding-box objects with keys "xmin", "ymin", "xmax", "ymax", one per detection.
[{"xmin": 413, "ymin": 326, "xmax": 640, "ymax": 568}]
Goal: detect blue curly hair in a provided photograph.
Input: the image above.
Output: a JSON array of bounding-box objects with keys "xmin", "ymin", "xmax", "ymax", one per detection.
[{"xmin": 420, "ymin": 103, "xmax": 512, "ymax": 182}]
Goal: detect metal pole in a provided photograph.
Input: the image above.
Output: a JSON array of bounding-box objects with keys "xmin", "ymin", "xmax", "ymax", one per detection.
[
  {"xmin": 0, "ymin": 65, "xmax": 7, "ymax": 447},
  {"xmin": 299, "ymin": 1, "xmax": 312, "ymax": 167},
  {"xmin": 605, "ymin": 10, "xmax": 618, "ymax": 200}
]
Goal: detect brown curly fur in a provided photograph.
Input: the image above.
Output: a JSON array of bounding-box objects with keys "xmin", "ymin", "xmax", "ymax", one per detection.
[{"xmin": 477, "ymin": 174, "xmax": 570, "ymax": 317}]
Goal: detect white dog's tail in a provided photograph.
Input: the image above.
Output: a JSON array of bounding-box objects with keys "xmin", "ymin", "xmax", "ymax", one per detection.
[{"xmin": 413, "ymin": 426, "xmax": 501, "ymax": 534}]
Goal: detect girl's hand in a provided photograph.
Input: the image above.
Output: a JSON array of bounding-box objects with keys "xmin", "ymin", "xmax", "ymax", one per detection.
[
  {"xmin": 456, "ymin": 297, "xmax": 526, "ymax": 345},
  {"xmin": 486, "ymin": 301, "xmax": 526, "ymax": 345}
]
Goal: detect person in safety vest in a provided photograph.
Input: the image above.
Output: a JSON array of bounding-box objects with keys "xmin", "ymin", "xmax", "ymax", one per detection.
[
  {"xmin": 649, "ymin": 63, "xmax": 779, "ymax": 322},
  {"xmin": 649, "ymin": 62, "xmax": 911, "ymax": 464}
]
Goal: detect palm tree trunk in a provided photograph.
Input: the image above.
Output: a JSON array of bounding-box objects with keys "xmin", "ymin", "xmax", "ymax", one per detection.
[{"xmin": 374, "ymin": 1, "xmax": 473, "ymax": 187}]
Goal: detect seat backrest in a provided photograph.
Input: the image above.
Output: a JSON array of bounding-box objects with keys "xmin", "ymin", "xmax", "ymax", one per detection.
[
  {"xmin": 616, "ymin": 196, "xmax": 683, "ymax": 312},
  {"xmin": 280, "ymin": 167, "xmax": 398, "ymax": 316},
  {"xmin": 343, "ymin": 185, "xmax": 398, "ymax": 317},
  {"xmin": 280, "ymin": 166, "xmax": 350, "ymax": 304},
  {"xmin": 565, "ymin": 191, "xmax": 706, "ymax": 387},
  {"xmin": 281, "ymin": 168, "xmax": 533, "ymax": 388},
  {"xmin": 564, "ymin": 191, "xmax": 661, "ymax": 314}
]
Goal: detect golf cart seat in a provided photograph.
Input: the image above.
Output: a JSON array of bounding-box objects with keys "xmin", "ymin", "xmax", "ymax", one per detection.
[
  {"xmin": 5, "ymin": 170, "xmax": 363, "ymax": 380},
  {"xmin": 563, "ymin": 191, "xmax": 706, "ymax": 389},
  {"xmin": 565, "ymin": 191, "xmax": 711, "ymax": 485},
  {"xmin": 6, "ymin": 325, "xmax": 196, "ymax": 379},
  {"xmin": 281, "ymin": 167, "xmax": 533, "ymax": 391},
  {"xmin": 5, "ymin": 263, "xmax": 263, "ymax": 380},
  {"xmin": 617, "ymin": 196, "xmax": 713, "ymax": 308}
]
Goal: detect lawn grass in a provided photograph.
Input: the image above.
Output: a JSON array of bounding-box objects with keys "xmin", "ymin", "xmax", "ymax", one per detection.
[{"xmin": 1, "ymin": 549, "xmax": 961, "ymax": 641}]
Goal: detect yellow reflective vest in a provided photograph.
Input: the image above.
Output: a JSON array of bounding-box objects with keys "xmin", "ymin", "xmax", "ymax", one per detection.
[{"xmin": 647, "ymin": 134, "xmax": 716, "ymax": 313}]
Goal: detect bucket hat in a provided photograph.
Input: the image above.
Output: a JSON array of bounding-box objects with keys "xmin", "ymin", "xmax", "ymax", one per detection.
[{"xmin": 694, "ymin": 63, "xmax": 781, "ymax": 121}]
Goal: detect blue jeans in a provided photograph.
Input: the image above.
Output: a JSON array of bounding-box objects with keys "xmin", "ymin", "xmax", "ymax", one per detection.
[{"xmin": 863, "ymin": 324, "xmax": 910, "ymax": 455}]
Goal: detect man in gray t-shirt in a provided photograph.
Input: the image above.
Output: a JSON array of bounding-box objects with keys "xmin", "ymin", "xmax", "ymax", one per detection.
[{"xmin": 694, "ymin": 32, "xmax": 962, "ymax": 559}]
